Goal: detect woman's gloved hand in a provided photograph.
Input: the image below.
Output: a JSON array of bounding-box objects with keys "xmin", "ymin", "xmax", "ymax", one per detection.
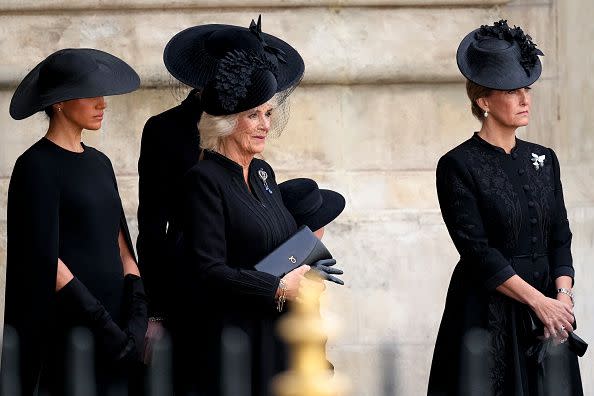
[
  {"xmin": 309, "ymin": 259, "xmax": 344, "ymax": 285},
  {"xmin": 121, "ymin": 274, "xmax": 149, "ymax": 362},
  {"xmin": 56, "ymin": 277, "xmax": 128, "ymax": 360}
]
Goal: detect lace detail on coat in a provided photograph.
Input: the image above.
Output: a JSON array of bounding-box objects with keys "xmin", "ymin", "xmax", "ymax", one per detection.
[
  {"xmin": 488, "ymin": 294, "xmax": 510, "ymax": 396},
  {"xmin": 462, "ymin": 145, "xmax": 523, "ymax": 249}
]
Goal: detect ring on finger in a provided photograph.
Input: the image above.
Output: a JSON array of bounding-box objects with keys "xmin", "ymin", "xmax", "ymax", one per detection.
[
  {"xmin": 560, "ymin": 325, "xmax": 566, "ymax": 332},
  {"xmin": 560, "ymin": 338, "xmax": 568, "ymax": 344}
]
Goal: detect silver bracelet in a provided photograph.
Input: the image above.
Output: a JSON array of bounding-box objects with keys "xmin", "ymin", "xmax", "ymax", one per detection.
[
  {"xmin": 557, "ymin": 288, "xmax": 575, "ymax": 305},
  {"xmin": 276, "ymin": 279, "xmax": 287, "ymax": 312},
  {"xmin": 149, "ymin": 316, "xmax": 165, "ymax": 323}
]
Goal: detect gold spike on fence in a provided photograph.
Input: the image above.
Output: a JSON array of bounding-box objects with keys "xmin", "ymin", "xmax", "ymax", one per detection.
[{"xmin": 272, "ymin": 272, "xmax": 349, "ymax": 396}]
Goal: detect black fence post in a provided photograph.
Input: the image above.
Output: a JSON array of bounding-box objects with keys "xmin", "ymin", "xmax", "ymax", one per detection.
[
  {"xmin": 221, "ymin": 327, "xmax": 251, "ymax": 396},
  {"xmin": 0, "ymin": 325, "xmax": 21, "ymax": 396}
]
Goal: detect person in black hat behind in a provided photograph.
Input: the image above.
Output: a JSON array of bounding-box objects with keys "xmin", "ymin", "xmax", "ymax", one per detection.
[
  {"xmin": 136, "ymin": 17, "xmax": 305, "ymax": 363},
  {"xmin": 428, "ymin": 20, "xmax": 583, "ymax": 395},
  {"xmin": 279, "ymin": 177, "xmax": 346, "ymax": 285},
  {"xmin": 2, "ymin": 48, "xmax": 148, "ymax": 396},
  {"xmin": 279, "ymin": 177, "xmax": 346, "ymax": 371},
  {"xmin": 170, "ymin": 17, "xmax": 314, "ymax": 395},
  {"xmin": 279, "ymin": 178, "xmax": 346, "ymax": 240}
]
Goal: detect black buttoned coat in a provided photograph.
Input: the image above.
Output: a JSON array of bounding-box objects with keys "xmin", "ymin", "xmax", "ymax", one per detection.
[{"xmin": 428, "ymin": 133, "xmax": 583, "ymax": 395}]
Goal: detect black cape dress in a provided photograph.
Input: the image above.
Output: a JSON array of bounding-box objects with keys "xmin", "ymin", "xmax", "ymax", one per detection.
[
  {"xmin": 175, "ymin": 150, "xmax": 297, "ymax": 396},
  {"xmin": 428, "ymin": 133, "xmax": 583, "ymax": 395},
  {"xmin": 2, "ymin": 138, "xmax": 138, "ymax": 396}
]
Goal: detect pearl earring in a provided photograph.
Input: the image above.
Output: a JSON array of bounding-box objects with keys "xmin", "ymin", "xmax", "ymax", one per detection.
[
  {"xmin": 58, "ymin": 107, "xmax": 62, "ymax": 112},
  {"xmin": 484, "ymin": 110, "xmax": 488, "ymax": 118}
]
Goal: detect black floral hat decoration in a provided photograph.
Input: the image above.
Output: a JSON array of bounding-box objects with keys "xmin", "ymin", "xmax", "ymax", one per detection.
[
  {"xmin": 200, "ymin": 49, "xmax": 279, "ymax": 115},
  {"xmin": 163, "ymin": 15, "xmax": 304, "ymax": 91},
  {"xmin": 10, "ymin": 48, "xmax": 140, "ymax": 120},
  {"xmin": 457, "ymin": 20, "xmax": 544, "ymax": 90}
]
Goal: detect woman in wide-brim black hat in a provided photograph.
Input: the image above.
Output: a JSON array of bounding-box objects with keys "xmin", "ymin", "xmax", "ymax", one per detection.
[
  {"xmin": 428, "ymin": 20, "xmax": 583, "ymax": 395},
  {"xmin": 3, "ymin": 48, "xmax": 148, "ymax": 396},
  {"xmin": 135, "ymin": 17, "xmax": 307, "ymax": 366},
  {"xmin": 169, "ymin": 18, "xmax": 320, "ymax": 395}
]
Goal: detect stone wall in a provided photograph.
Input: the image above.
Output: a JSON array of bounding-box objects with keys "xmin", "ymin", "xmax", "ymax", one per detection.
[{"xmin": 0, "ymin": 0, "xmax": 592, "ymax": 394}]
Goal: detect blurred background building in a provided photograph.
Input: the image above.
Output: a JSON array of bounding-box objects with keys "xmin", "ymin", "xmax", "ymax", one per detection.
[{"xmin": 0, "ymin": 0, "xmax": 592, "ymax": 394}]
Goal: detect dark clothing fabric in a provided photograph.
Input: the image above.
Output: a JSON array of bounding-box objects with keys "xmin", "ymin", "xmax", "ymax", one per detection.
[
  {"xmin": 176, "ymin": 150, "xmax": 297, "ymax": 396},
  {"xmin": 2, "ymin": 138, "xmax": 145, "ymax": 396},
  {"xmin": 136, "ymin": 90, "xmax": 202, "ymax": 319},
  {"xmin": 428, "ymin": 133, "xmax": 583, "ymax": 395}
]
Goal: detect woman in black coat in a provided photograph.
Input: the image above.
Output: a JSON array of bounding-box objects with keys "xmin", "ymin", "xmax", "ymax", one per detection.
[
  {"xmin": 167, "ymin": 17, "xmax": 309, "ymax": 396},
  {"xmin": 2, "ymin": 48, "xmax": 148, "ymax": 396},
  {"xmin": 428, "ymin": 20, "xmax": 583, "ymax": 395}
]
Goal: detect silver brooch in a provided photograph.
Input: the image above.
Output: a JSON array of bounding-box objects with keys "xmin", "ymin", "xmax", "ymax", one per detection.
[
  {"xmin": 258, "ymin": 169, "xmax": 273, "ymax": 194},
  {"xmin": 531, "ymin": 153, "xmax": 545, "ymax": 170}
]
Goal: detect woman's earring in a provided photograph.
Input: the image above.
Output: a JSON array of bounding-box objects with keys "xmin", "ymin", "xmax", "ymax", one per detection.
[
  {"xmin": 58, "ymin": 107, "xmax": 62, "ymax": 112},
  {"xmin": 484, "ymin": 110, "xmax": 488, "ymax": 118}
]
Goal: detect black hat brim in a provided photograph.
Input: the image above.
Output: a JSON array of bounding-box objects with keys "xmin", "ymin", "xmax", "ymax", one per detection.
[
  {"xmin": 456, "ymin": 28, "xmax": 542, "ymax": 90},
  {"xmin": 163, "ymin": 24, "xmax": 304, "ymax": 92},
  {"xmin": 301, "ymin": 189, "xmax": 346, "ymax": 232},
  {"xmin": 10, "ymin": 49, "xmax": 140, "ymax": 120}
]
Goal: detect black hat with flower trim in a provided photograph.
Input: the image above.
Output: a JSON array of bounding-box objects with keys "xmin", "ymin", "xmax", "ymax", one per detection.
[
  {"xmin": 163, "ymin": 15, "xmax": 304, "ymax": 92},
  {"xmin": 457, "ymin": 20, "xmax": 544, "ymax": 90},
  {"xmin": 200, "ymin": 49, "xmax": 281, "ymax": 116}
]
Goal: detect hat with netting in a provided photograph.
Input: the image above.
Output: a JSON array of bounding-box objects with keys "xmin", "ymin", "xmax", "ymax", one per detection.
[
  {"xmin": 163, "ymin": 15, "xmax": 304, "ymax": 91},
  {"xmin": 457, "ymin": 19, "xmax": 544, "ymax": 90},
  {"xmin": 197, "ymin": 47, "xmax": 299, "ymax": 140}
]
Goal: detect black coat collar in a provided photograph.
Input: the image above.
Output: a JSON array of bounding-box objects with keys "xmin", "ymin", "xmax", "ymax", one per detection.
[{"xmin": 472, "ymin": 132, "xmax": 523, "ymax": 155}]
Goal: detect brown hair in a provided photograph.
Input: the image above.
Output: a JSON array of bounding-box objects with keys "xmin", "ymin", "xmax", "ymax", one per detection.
[
  {"xmin": 465, "ymin": 79, "xmax": 493, "ymax": 122},
  {"xmin": 44, "ymin": 106, "xmax": 54, "ymax": 118}
]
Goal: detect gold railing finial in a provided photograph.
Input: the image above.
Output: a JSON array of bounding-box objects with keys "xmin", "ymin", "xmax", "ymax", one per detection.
[{"xmin": 273, "ymin": 272, "xmax": 348, "ymax": 396}]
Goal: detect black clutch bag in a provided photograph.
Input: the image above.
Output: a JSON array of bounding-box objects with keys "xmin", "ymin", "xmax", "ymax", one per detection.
[
  {"xmin": 525, "ymin": 309, "xmax": 588, "ymax": 357},
  {"xmin": 254, "ymin": 226, "xmax": 333, "ymax": 277}
]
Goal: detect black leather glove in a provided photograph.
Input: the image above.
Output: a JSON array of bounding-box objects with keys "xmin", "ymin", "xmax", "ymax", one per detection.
[
  {"xmin": 310, "ymin": 259, "xmax": 344, "ymax": 285},
  {"xmin": 56, "ymin": 277, "xmax": 128, "ymax": 360},
  {"xmin": 121, "ymin": 274, "xmax": 149, "ymax": 362}
]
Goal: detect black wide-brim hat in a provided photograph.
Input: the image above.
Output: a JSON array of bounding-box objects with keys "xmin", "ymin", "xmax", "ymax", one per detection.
[
  {"xmin": 457, "ymin": 20, "xmax": 544, "ymax": 90},
  {"xmin": 10, "ymin": 48, "xmax": 140, "ymax": 120},
  {"xmin": 163, "ymin": 16, "xmax": 304, "ymax": 92},
  {"xmin": 279, "ymin": 178, "xmax": 346, "ymax": 232}
]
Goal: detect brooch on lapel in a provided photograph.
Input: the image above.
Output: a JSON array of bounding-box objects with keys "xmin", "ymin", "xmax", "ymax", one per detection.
[
  {"xmin": 258, "ymin": 169, "xmax": 273, "ymax": 194},
  {"xmin": 531, "ymin": 153, "xmax": 545, "ymax": 170}
]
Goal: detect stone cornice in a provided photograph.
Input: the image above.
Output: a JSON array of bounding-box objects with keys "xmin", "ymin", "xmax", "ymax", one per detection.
[
  {"xmin": 0, "ymin": 0, "xmax": 511, "ymax": 11},
  {"xmin": 0, "ymin": 6, "xmax": 532, "ymax": 87}
]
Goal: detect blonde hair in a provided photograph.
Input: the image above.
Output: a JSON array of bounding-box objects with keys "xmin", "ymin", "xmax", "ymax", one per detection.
[
  {"xmin": 198, "ymin": 98, "xmax": 284, "ymax": 152},
  {"xmin": 198, "ymin": 112, "xmax": 239, "ymax": 151}
]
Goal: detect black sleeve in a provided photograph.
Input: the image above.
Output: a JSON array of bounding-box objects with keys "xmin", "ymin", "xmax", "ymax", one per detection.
[
  {"xmin": 2, "ymin": 154, "xmax": 60, "ymax": 395},
  {"xmin": 136, "ymin": 117, "xmax": 169, "ymax": 317},
  {"xmin": 436, "ymin": 154, "xmax": 516, "ymax": 290},
  {"xmin": 183, "ymin": 168, "xmax": 280, "ymax": 305},
  {"xmin": 548, "ymin": 149, "xmax": 574, "ymax": 281}
]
